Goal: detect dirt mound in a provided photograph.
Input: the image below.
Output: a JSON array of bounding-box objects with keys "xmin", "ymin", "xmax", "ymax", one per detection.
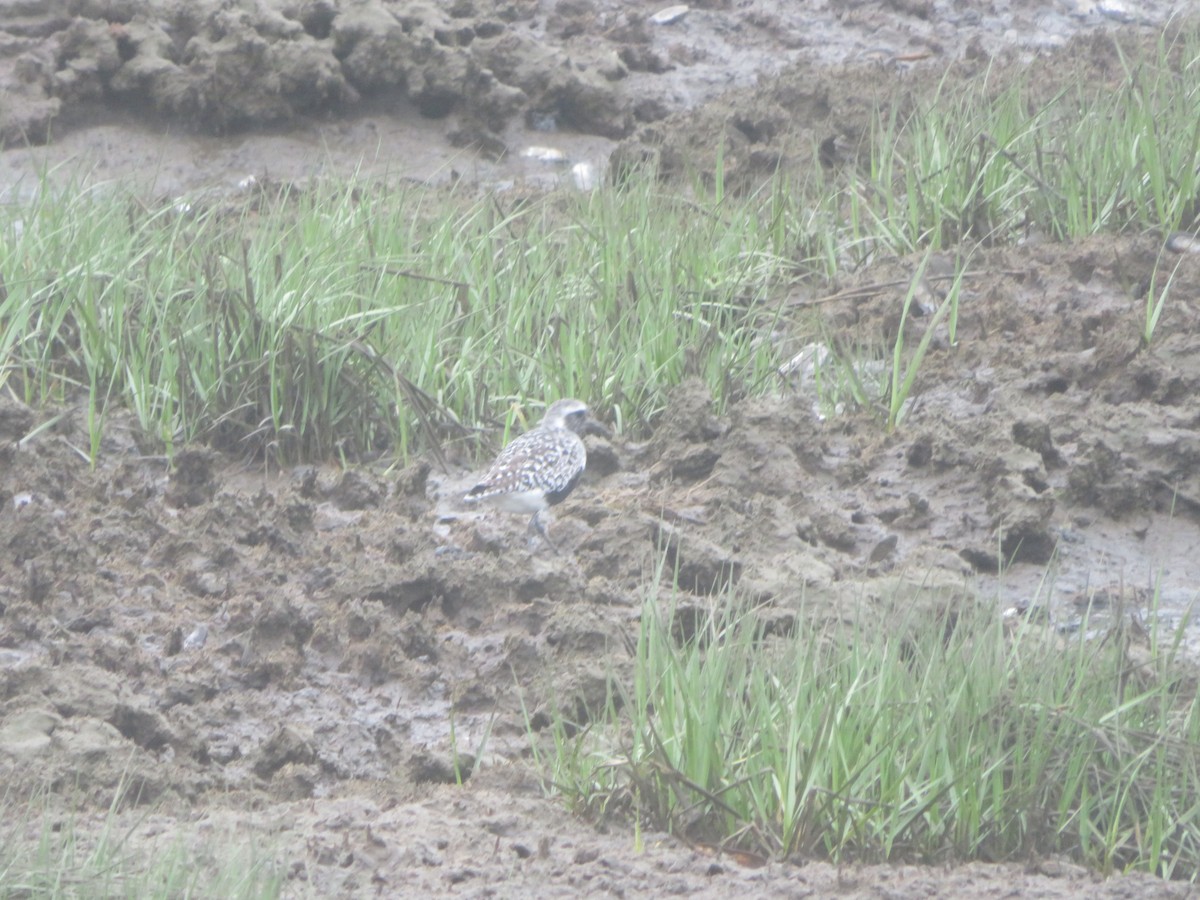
[{"xmin": 0, "ymin": 0, "xmax": 634, "ymax": 146}]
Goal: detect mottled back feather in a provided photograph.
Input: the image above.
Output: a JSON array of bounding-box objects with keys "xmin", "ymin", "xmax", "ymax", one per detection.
[{"xmin": 465, "ymin": 399, "xmax": 591, "ymax": 509}]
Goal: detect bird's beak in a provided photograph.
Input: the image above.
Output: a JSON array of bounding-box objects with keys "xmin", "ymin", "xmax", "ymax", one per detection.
[{"xmin": 583, "ymin": 416, "xmax": 612, "ymax": 439}]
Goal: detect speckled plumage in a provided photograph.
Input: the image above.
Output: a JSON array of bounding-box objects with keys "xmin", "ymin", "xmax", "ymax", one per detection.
[{"xmin": 464, "ymin": 399, "xmax": 592, "ymax": 515}]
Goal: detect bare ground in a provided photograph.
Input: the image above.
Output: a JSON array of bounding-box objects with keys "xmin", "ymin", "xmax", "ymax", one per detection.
[{"xmin": 2, "ymin": 1, "xmax": 1200, "ymax": 897}]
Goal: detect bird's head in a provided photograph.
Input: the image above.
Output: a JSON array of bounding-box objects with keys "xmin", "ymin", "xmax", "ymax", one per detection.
[{"xmin": 542, "ymin": 398, "xmax": 610, "ymax": 437}]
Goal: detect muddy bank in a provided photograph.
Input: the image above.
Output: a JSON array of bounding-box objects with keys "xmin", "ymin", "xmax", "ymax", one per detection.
[
  {"xmin": 0, "ymin": 0, "xmax": 1183, "ymax": 195},
  {"xmin": 3, "ymin": 2, "xmax": 1200, "ymax": 896},
  {"xmin": 3, "ymin": 231, "xmax": 1200, "ymax": 893}
]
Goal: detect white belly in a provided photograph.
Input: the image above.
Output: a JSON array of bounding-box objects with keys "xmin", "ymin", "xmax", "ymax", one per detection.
[{"xmin": 485, "ymin": 489, "xmax": 548, "ymax": 515}]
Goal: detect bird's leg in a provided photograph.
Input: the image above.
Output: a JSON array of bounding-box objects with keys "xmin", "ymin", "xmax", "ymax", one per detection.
[{"xmin": 527, "ymin": 510, "xmax": 560, "ymax": 554}]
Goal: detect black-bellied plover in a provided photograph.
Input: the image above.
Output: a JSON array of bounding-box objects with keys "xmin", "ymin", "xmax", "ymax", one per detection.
[{"xmin": 464, "ymin": 398, "xmax": 601, "ymax": 547}]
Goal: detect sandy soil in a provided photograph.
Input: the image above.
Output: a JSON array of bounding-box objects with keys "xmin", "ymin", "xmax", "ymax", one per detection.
[{"xmin": 2, "ymin": 1, "xmax": 1200, "ymax": 897}]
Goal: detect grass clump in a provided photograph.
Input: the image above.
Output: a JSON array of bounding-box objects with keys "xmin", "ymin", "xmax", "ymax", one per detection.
[
  {"xmin": 0, "ymin": 783, "xmax": 282, "ymax": 899},
  {"xmin": 0, "ymin": 173, "xmax": 794, "ymax": 462},
  {"xmin": 1, "ymin": 30, "xmax": 1197, "ymax": 459},
  {"xmin": 849, "ymin": 28, "xmax": 1200, "ymax": 253},
  {"xmin": 540, "ymin": 577, "xmax": 1200, "ymax": 878},
  {"xmin": 883, "ymin": 250, "xmax": 968, "ymax": 431}
]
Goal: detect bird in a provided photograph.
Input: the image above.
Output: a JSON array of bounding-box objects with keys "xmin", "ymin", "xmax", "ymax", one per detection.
[{"xmin": 463, "ymin": 398, "xmax": 602, "ymax": 548}]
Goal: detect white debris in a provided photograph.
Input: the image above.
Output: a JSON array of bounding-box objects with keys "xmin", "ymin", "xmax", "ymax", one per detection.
[
  {"xmin": 778, "ymin": 342, "xmax": 831, "ymax": 379},
  {"xmin": 520, "ymin": 146, "xmax": 568, "ymax": 164},
  {"xmin": 570, "ymin": 162, "xmax": 598, "ymax": 191},
  {"xmin": 1072, "ymin": 0, "xmax": 1133, "ymax": 22},
  {"xmin": 1096, "ymin": 0, "xmax": 1134, "ymax": 22},
  {"xmin": 1165, "ymin": 232, "xmax": 1200, "ymax": 254},
  {"xmin": 183, "ymin": 625, "xmax": 208, "ymax": 651},
  {"xmin": 649, "ymin": 5, "xmax": 690, "ymax": 25}
]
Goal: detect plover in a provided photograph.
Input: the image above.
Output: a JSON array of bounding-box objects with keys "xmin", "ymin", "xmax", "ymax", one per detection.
[{"xmin": 464, "ymin": 398, "xmax": 601, "ymax": 547}]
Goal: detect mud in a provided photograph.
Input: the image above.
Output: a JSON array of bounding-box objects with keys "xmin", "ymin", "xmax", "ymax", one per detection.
[
  {"xmin": 0, "ymin": 0, "xmax": 1184, "ymax": 195},
  {"xmin": 3, "ymin": 0, "xmax": 1200, "ymax": 897},
  {"xmin": 4, "ymin": 229, "xmax": 1200, "ymax": 893}
]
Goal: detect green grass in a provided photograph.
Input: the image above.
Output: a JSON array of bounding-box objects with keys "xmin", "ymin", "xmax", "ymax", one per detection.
[
  {"xmin": 0, "ymin": 783, "xmax": 282, "ymax": 899},
  {"xmin": 850, "ymin": 27, "xmax": 1200, "ymax": 251},
  {"xmin": 537, "ymin": 571, "xmax": 1200, "ymax": 878},
  {"xmin": 883, "ymin": 250, "xmax": 967, "ymax": 431},
  {"xmin": 1142, "ymin": 246, "xmax": 1185, "ymax": 346},
  {"xmin": 0, "ymin": 174, "xmax": 793, "ymax": 462},
  {"xmin": 0, "ymin": 28, "xmax": 1197, "ymax": 462}
]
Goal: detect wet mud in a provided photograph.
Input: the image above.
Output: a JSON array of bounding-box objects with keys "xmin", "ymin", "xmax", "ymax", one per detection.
[
  {"xmin": 4, "ymin": 228, "xmax": 1200, "ymax": 893},
  {"xmin": 2, "ymin": 0, "xmax": 1199, "ymax": 896},
  {"xmin": 0, "ymin": 0, "xmax": 1183, "ymax": 194}
]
